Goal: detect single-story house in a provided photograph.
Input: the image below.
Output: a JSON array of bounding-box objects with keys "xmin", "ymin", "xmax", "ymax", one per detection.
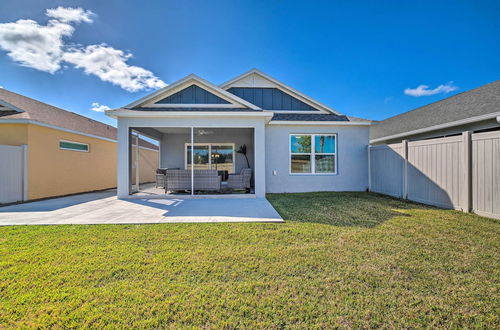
[
  {"xmin": 370, "ymin": 80, "xmax": 500, "ymax": 145},
  {"xmin": 0, "ymin": 88, "xmax": 159, "ymax": 203},
  {"xmin": 106, "ymin": 69, "xmax": 373, "ymax": 198}
]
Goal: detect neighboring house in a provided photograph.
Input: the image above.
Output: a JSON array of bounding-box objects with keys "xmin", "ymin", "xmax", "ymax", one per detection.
[
  {"xmin": 106, "ymin": 69, "xmax": 372, "ymax": 198},
  {"xmin": 0, "ymin": 89, "xmax": 159, "ymax": 203},
  {"xmin": 370, "ymin": 80, "xmax": 500, "ymax": 145}
]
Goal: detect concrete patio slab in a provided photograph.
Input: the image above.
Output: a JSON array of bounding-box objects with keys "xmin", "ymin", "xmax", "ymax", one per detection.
[{"xmin": 0, "ymin": 190, "xmax": 283, "ymax": 225}]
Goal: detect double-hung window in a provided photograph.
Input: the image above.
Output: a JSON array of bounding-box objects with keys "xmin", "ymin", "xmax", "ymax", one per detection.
[{"xmin": 290, "ymin": 134, "xmax": 336, "ymax": 174}]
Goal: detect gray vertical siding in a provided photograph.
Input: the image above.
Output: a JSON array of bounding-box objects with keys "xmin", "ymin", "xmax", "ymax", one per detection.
[
  {"xmin": 472, "ymin": 131, "xmax": 500, "ymax": 219},
  {"xmin": 228, "ymin": 87, "xmax": 319, "ymax": 111},
  {"xmin": 156, "ymin": 85, "xmax": 230, "ymax": 104},
  {"xmin": 369, "ymin": 144, "xmax": 404, "ymax": 198}
]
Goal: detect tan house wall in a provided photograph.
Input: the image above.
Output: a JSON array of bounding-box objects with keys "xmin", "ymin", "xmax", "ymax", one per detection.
[
  {"xmin": 0, "ymin": 123, "xmax": 28, "ymax": 145},
  {"xmin": 26, "ymin": 124, "xmax": 117, "ymax": 200},
  {"xmin": 131, "ymin": 146, "xmax": 159, "ymax": 184},
  {"xmin": 0, "ymin": 122, "xmax": 158, "ymax": 200}
]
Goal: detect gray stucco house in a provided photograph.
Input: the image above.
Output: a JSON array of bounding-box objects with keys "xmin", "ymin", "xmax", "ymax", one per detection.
[{"xmin": 106, "ymin": 69, "xmax": 372, "ymax": 198}]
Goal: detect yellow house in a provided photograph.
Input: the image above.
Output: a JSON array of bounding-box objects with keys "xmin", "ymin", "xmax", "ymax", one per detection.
[{"xmin": 0, "ymin": 88, "xmax": 158, "ymax": 203}]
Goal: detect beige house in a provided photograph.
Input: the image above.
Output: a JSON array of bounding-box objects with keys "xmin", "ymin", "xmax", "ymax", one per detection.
[{"xmin": 0, "ymin": 88, "xmax": 158, "ymax": 203}]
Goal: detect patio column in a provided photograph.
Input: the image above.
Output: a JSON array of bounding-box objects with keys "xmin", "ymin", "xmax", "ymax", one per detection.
[
  {"xmin": 254, "ymin": 123, "xmax": 266, "ymax": 198},
  {"xmin": 117, "ymin": 120, "xmax": 130, "ymax": 198}
]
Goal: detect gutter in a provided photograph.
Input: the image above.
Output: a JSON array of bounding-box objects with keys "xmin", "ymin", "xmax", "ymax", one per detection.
[{"xmin": 370, "ymin": 111, "xmax": 500, "ymax": 144}]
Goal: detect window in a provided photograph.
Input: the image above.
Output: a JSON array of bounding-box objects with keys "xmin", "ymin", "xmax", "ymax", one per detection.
[
  {"xmin": 290, "ymin": 134, "xmax": 336, "ymax": 174},
  {"xmin": 186, "ymin": 143, "xmax": 235, "ymax": 172},
  {"xmin": 59, "ymin": 140, "xmax": 89, "ymax": 152}
]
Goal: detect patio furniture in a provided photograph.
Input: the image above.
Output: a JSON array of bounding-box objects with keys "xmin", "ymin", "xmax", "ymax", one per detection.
[
  {"xmin": 155, "ymin": 168, "xmax": 167, "ymax": 188},
  {"xmin": 227, "ymin": 168, "xmax": 252, "ymax": 191},
  {"xmin": 165, "ymin": 169, "xmax": 221, "ymax": 192}
]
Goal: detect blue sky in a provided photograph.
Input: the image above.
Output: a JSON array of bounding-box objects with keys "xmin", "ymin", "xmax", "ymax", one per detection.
[{"xmin": 0, "ymin": 0, "xmax": 499, "ymax": 126}]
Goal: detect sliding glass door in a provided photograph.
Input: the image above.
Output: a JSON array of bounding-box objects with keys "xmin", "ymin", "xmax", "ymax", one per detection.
[{"xmin": 185, "ymin": 143, "xmax": 235, "ymax": 173}]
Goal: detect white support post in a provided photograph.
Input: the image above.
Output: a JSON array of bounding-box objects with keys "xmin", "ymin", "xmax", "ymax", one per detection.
[
  {"xmin": 191, "ymin": 127, "xmax": 194, "ymax": 196},
  {"xmin": 253, "ymin": 124, "xmax": 266, "ymax": 198},
  {"xmin": 462, "ymin": 131, "xmax": 472, "ymax": 212},
  {"xmin": 402, "ymin": 140, "xmax": 409, "ymax": 200},
  {"xmin": 117, "ymin": 121, "xmax": 130, "ymax": 199}
]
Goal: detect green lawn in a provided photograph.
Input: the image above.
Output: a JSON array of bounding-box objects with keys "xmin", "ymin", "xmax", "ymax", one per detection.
[{"xmin": 1, "ymin": 192, "xmax": 499, "ymax": 328}]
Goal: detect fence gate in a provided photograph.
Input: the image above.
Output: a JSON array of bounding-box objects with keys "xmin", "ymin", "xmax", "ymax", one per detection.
[
  {"xmin": 0, "ymin": 145, "xmax": 27, "ymax": 204},
  {"xmin": 472, "ymin": 131, "xmax": 500, "ymax": 219}
]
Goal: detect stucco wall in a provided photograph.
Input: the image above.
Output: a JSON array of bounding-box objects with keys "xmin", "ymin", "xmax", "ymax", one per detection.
[
  {"xmin": 26, "ymin": 124, "xmax": 118, "ymax": 200},
  {"xmin": 0, "ymin": 123, "xmax": 28, "ymax": 145},
  {"xmin": 265, "ymin": 124, "xmax": 370, "ymax": 193},
  {"xmin": 131, "ymin": 146, "xmax": 160, "ymax": 184},
  {"xmin": 160, "ymin": 130, "xmax": 254, "ymax": 173}
]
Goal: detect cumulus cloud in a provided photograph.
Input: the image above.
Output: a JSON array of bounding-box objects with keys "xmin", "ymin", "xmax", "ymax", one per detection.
[
  {"xmin": 404, "ymin": 82, "xmax": 458, "ymax": 97},
  {"xmin": 64, "ymin": 45, "xmax": 167, "ymax": 92},
  {"xmin": 0, "ymin": 7, "xmax": 165, "ymax": 92},
  {"xmin": 46, "ymin": 6, "xmax": 94, "ymax": 23},
  {"xmin": 91, "ymin": 102, "xmax": 111, "ymax": 112},
  {"xmin": 0, "ymin": 18, "xmax": 74, "ymax": 73}
]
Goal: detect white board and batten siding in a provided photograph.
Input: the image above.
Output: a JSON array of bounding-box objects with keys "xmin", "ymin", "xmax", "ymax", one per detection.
[
  {"xmin": 369, "ymin": 130, "xmax": 500, "ymax": 219},
  {"xmin": 0, "ymin": 145, "xmax": 28, "ymax": 204},
  {"xmin": 472, "ymin": 131, "xmax": 500, "ymax": 219}
]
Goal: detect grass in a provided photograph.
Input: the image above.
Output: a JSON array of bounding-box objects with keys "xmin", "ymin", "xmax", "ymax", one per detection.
[{"xmin": 1, "ymin": 192, "xmax": 499, "ymax": 328}]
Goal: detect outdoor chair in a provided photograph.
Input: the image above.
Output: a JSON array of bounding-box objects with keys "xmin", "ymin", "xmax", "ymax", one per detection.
[{"xmin": 227, "ymin": 168, "xmax": 252, "ymax": 191}]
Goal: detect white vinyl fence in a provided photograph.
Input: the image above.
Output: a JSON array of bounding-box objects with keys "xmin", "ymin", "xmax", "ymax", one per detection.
[
  {"xmin": 0, "ymin": 145, "xmax": 27, "ymax": 204},
  {"xmin": 369, "ymin": 130, "xmax": 500, "ymax": 219}
]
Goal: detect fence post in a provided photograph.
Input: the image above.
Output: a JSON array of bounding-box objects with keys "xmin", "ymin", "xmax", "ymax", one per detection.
[
  {"xmin": 367, "ymin": 145, "xmax": 371, "ymax": 192},
  {"xmin": 462, "ymin": 131, "xmax": 472, "ymax": 212},
  {"xmin": 402, "ymin": 140, "xmax": 409, "ymax": 199}
]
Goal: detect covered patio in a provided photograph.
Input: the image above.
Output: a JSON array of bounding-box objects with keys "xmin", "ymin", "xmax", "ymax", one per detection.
[{"xmin": 131, "ymin": 127, "xmax": 256, "ymax": 197}]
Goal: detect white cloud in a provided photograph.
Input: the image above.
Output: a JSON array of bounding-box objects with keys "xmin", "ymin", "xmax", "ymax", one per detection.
[
  {"xmin": 46, "ymin": 7, "xmax": 94, "ymax": 23},
  {"xmin": 0, "ymin": 18, "xmax": 74, "ymax": 73},
  {"xmin": 64, "ymin": 44, "xmax": 167, "ymax": 92},
  {"xmin": 0, "ymin": 7, "xmax": 165, "ymax": 92},
  {"xmin": 91, "ymin": 102, "xmax": 111, "ymax": 112},
  {"xmin": 404, "ymin": 82, "xmax": 458, "ymax": 97}
]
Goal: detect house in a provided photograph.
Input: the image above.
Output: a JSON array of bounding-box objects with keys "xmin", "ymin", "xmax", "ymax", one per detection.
[
  {"xmin": 106, "ymin": 69, "xmax": 372, "ymax": 198},
  {"xmin": 370, "ymin": 80, "xmax": 500, "ymax": 145},
  {"xmin": 0, "ymin": 88, "xmax": 159, "ymax": 203}
]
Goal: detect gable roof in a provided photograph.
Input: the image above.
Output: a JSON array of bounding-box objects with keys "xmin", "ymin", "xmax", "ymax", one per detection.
[
  {"xmin": 0, "ymin": 88, "xmax": 116, "ymax": 140},
  {"xmin": 125, "ymin": 74, "xmax": 261, "ymax": 110},
  {"xmin": 370, "ymin": 80, "xmax": 500, "ymax": 142},
  {"xmin": 155, "ymin": 84, "xmax": 230, "ymax": 105},
  {"xmin": 220, "ymin": 68, "xmax": 340, "ymax": 114}
]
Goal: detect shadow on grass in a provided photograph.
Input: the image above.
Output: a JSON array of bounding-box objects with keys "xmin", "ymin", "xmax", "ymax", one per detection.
[{"xmin": 267, "ymin": 191, "xmax": 434, "ymax": 228}]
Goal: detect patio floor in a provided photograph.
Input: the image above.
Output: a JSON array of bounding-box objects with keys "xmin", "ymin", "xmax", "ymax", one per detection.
[{"xmin": 0, "ymin": 190, "xmax": 283, "ymax": 225}]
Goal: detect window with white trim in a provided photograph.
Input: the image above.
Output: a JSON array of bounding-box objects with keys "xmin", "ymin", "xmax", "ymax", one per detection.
[
  {"xmin": 59, "ymin": 140, "xmax": 89, "ymax": 152},
  {"xmin": 290, "ymin": 134, "xmax": 336, "ymax": 174}
]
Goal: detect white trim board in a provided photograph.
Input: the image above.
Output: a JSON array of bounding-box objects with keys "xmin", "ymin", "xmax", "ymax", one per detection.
[
  {"xmin": 269, "ymin": 120, "xmax": 371, "ymax": 126},
  {"xmin": 220, "ymin": 68, "xmax": 341, "ymax": 115},
  {"xmin": 370, "ymin": 111, "xmax": 500, "ymax": 144},
  {"xmin": 106, "ymin": 110, "xmax": 274, "ymax": 119}
]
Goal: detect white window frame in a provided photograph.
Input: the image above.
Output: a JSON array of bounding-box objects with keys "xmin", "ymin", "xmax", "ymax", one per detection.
[
  {"xmin": 289, "ymin": 133, "xmax": 337, "ymax": 175},
  {"xmin": 59, "ymin": 139, "xmax": 89, "ymax": 153},
  {"xmin": 184, "ymin": 143, "xmax": 236, "ymax": 172}
]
